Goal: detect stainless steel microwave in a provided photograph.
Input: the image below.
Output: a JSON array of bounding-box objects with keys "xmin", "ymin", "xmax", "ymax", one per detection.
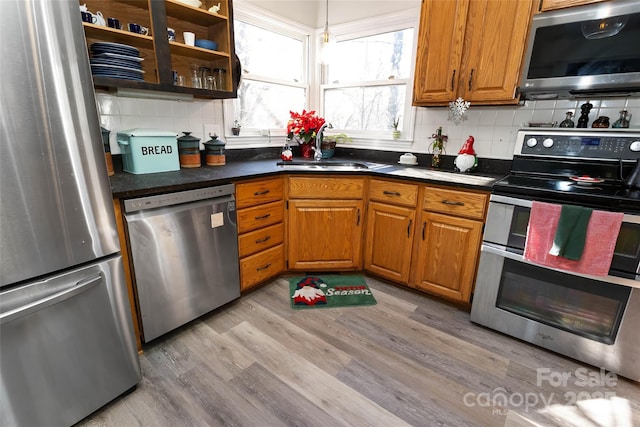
[{"xmin": 519, "ymin": 0, "xmax": 640, "ymax": 100}]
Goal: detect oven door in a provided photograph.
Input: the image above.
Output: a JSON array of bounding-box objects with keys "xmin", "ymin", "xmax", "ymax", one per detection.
[
  {"xmin": 484, "ymin": 195, "xmax": 640, "ymax": 279},
  {"xmin": 471, "ymin": 243, "xmax": 640, "ymax": 381}
]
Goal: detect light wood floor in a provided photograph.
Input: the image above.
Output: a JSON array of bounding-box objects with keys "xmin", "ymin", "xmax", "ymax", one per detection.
[{"xmin": 78, "ymin": 276, "xmax": 640, "ymax": 427}]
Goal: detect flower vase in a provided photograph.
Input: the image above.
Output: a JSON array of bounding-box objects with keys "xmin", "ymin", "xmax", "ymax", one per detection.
[{"xmin": 300, "ymin": 143, "xmax": 313, "ymax": 158}]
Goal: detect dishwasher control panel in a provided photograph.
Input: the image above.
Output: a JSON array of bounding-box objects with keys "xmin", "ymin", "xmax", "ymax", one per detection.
[{"xmin": 124, "ymin": 184, "xmax": 235, "ymax": 213}]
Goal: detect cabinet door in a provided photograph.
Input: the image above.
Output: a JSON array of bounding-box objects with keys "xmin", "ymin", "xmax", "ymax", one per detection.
[
  {"xmin": 412, "ymin": 211, "xmax": 482, "ymax": 303},
  {"xmin": 287, "ymin": 199, "xmax": 363, "ymax": 271},
  {"xmin": 364, "ymin": 202, "xmax": 415, "ymax": 283},
  {"xmin": 458, "ymin": 0, "xmax": 533, "ymax": 104},
  {"xmin": 413, "ymin": 0, "xmax": 469, "ymax": 105}
]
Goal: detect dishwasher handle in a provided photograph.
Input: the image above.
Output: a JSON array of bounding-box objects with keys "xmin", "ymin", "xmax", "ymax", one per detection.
[{"xmin": 1, "ymin": 274, "xmax": 102, "ymax": 325}]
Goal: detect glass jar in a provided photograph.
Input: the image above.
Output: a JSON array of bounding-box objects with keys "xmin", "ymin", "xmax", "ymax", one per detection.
[
  {"xmin": 592, "ymin": 116, "xmax": 610, "ymax": 128},
  {"xmin": 212, "ymin": 68, "xmax": 226, "ymax": 90},
  {"xmin": 612, "ymin": 110, "xmax": 631, "ymax": 128},
  {"xmin": 559, "ymin": 111, "xmax": 575, "ymax": 128}
]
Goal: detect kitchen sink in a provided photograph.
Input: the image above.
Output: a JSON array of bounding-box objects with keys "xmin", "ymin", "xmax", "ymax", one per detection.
[{"xmin": 276, "ymin": 160, "xmax": 390, "ymax": 171}]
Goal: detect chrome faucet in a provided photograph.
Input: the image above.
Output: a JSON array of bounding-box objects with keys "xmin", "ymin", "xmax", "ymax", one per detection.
[{"xmin": 314, "ymin": 123, "xmax": 333, "ymax": 161}]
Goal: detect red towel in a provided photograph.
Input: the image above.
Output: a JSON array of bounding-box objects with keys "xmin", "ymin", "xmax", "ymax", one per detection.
[{"xmin": 524, "ymin": 201, "xmax": 624, "ymax": 276}]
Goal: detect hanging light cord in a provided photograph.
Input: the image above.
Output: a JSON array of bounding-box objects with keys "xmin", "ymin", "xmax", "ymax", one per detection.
[{"xmin": 323, "ymin": 0, "xmax": 329, "ymax": 44}]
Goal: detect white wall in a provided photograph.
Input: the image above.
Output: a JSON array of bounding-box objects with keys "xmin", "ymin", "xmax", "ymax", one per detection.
[{"xmin": 97, "ymin": 0, "xmax": 640, "ymax": 160}]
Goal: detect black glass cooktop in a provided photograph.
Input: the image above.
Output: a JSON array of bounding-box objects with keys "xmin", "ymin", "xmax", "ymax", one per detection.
[{"xmin": 493, "ymin": 175, "xmax": 640, "ymax": 214}]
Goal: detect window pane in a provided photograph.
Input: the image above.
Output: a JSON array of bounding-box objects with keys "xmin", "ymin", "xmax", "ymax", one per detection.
[
  {"xmin": 329, "ymin": 29, "xmax": 414, "ymax": 83},
  {"xmin": 235, "ymin": 21, "xmax": 305, "ymax": 82},
  {"xmin": 324, "ymin": 85, "xmax": 406, "ymax": 131},
  {"xmin": 234, "ymin": 80, "xmax": 305, "ymax": 129}
]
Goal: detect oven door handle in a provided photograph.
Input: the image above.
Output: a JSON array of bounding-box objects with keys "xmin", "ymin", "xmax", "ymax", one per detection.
[
  {"xmin": 489, "ymin": 194, "xmax": 533, "ymax": 208},
  {"xmin": 481, "ymin": 243, "xmax": 640, "ymax": 287}
]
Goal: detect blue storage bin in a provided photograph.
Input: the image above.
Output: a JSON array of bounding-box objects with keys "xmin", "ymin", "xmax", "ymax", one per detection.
[{"xmin": 117, "ymin": 129, "xmax": 179, "ymax": 174}]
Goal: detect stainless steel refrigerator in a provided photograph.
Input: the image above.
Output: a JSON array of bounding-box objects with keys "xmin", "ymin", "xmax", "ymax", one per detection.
[{"xmin": 0, "ymin": 1, "xmax": 141, "ymax": 426}]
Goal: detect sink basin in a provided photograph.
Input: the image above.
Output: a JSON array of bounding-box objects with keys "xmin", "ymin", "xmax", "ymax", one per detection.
[{"xmin": 276, "ymin": 160, "xmax": 372, "ymax": 171}]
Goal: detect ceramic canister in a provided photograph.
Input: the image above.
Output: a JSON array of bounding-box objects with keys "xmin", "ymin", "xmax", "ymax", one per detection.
[
  {"xmin": 177, "ymin": 131, "xmax": 201, "ymax": 168},
  {"xmin": 204, "ymin": 136, "xmax": 226, "ymax": 166}
]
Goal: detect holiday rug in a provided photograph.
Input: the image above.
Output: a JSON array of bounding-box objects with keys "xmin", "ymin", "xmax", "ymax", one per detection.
[{"xmin": 289, "ymin": 275, "xmax": 377, "ymax": 310}]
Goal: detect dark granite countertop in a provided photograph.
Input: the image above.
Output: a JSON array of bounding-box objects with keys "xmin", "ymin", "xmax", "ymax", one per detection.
[{"xmin": 110, "ymin": 149, "xmax": 510, "ymax": 199}]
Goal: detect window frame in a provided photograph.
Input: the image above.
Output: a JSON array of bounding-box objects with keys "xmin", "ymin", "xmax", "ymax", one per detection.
[
  {"xmin": 318, "ymin": 9, "xmax": 419, "ymax": 149},
  {"xmin": 223, "ymin": 3, "xmax": 315, "ymax": 147}
]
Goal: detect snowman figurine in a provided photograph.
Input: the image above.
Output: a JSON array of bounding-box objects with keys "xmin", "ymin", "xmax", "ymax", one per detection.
[{"xmin": 454, "ymin": 136, "xmax": 477, "ymax": 173}]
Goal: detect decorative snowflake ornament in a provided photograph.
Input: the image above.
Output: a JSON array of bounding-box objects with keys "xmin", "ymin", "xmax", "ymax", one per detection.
[{"xmin": 448, "ymin": 97, "xmax": 471, "ymax": 124}]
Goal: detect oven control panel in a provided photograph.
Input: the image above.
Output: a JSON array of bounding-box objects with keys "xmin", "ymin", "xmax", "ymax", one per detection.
[{"xmin": 516, "ymin": 129, "xmax": 640, "ymax": 160}]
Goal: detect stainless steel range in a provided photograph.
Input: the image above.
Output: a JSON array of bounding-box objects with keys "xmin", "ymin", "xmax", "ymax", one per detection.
[{"xmin": 470, "ymin": 128, "xmax": 640, "ymax": 381}]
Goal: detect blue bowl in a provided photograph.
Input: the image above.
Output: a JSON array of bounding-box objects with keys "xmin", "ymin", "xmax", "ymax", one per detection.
[{"xmin": 194, "ymin": 39, "xmax": 218, "ymax": 50}]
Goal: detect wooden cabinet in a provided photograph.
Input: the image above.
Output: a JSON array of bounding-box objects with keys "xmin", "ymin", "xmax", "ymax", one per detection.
[
  {"xmin": 364, "ymin": 179, "xmax": 418, "ymax": 283},
  {"xmin": 410, "ymin": 186, "xmax": 488, "ymax": 304},
  {"xmin": 538, "ymin": 0, "xmax": 609, "ymax": 12},
  {"xmin": 413, "ymin": 0, "xmax": 534, "ymax": 106},
  {"xmin": 287, "ymin": 176, "xmax": 364, "ymax": 271},
  {"xmin": 235, "ymin": 177, "xmax": 284, "ymax": 291},
  {"xmin": 81, "ymin": 0, "xmax": 237, "ymax": 99},
  {"xmin": 112, "ymin": 198, "xmax": 143, "ymax": 351}
]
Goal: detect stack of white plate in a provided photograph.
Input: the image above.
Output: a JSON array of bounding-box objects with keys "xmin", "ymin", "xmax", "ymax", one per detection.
[{"xmin": 90, "ymin": 42, "xmax": 145, "ymax": 81}]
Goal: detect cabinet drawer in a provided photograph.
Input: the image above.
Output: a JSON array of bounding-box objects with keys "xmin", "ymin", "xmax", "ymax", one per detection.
[
  {"xmin": 240, "ymin": 244, "xmax": 284, "ymax": 291},
  {"xmin": 423, "ymin": 187, "xmax": 488, "ymax": 220},
  {"xmin": 288, "ymin": 176, "xmax": 364, "ymax": 199},
  {"xmin": 369, "ymin": 179, "xmax": 418, "ymax": 207},
  {"xmin": 237, "ymin": 201, "xmax": 283, "ymax": 234},
  {"xmin": 236, "ymin": 177, "xmax": 283, "ymax": 209},
  {"xmin": 238, "ymin": 223, "xmax": 284, "ymax": 258}
]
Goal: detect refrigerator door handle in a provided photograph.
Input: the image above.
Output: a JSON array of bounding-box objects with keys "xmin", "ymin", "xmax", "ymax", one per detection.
[{"xmin": 1, "ymin": 274, "xmax": 102, "ymax": 325}]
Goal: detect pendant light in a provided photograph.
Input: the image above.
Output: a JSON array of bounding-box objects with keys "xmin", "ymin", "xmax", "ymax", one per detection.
[{"xmin": 320, "ymin": 0, "xmax": 332, "ymax": 65}]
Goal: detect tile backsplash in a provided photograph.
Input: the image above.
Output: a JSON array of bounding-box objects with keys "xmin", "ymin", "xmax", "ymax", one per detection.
[
  {"xmin": 97, "ymin": 91, "xmax": 639, "ymax": 160},
  {"xmin": 412, "ymin": 97, "xmax": 640, "ymax": 160}
]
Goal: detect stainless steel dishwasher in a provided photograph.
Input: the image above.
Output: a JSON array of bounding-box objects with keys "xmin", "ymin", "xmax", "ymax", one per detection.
[{"xmin": 124, "ymin": 184, "xmax": 240, "ymax": 342}]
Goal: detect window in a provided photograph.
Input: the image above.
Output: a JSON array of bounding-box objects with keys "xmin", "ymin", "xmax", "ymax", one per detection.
[
  {"xmin": 321, "ymin": 20, "xmax": 416, "ymax": 140},
  {"xmin": 228, "ymin": 13, "xmax": 311, "ymax": 137}
]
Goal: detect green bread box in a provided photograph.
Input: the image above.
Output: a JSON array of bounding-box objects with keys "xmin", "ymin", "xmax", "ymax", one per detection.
[{"xmin": 117, "ymin": 128, "xmax": 179, "ymax": 174}]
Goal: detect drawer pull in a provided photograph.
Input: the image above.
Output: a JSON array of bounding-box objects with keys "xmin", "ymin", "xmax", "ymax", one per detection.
[
  {"xmin": 383, "ymin": 190, "xmax": 401, "ymax": 196},
  {"xmin": 441, "ymin": 200, "xmax": 465, "ymax": 206},
  {"xmin": 407, "ymin": 219, "xmax": 412, "ymax": 237},
  {"xmin": 254, "ymin": 189, "xmax": 270, "ymax": 196},
  {"xmin": 255, "ymin": 213, "xmax": 271, "ymax": 220},
  {"xmin": 256, "ymin": 263, "xmax": 272, "ymax": 271},
  {"xmin": 255, "ymin": 235, "xmax": 272, "ymax": 244}
]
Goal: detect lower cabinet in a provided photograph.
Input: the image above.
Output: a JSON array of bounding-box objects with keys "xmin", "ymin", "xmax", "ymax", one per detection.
[
  {"xmin": 410, "ymin": 211, "xmax": 483, "ymax": 302},
  {"xmin": 287, "ymin": 176, "xmax": 364, "ymax": 271},
  {"xmin": 235, "ymin": 177, "xmax": 285, "ymax": 292},
  {"xmin": 364, "ymin": 178, "xmax": 419, "ymax": 283}
]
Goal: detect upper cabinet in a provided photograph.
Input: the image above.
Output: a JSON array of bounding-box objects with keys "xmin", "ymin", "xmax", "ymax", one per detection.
[
  {"xmin": 81, "ymin": 0, "xmax": 237, "ymax": 99},
  {"xmin": 538, "ymin": 0, "xmax": 610, "ymax": 12},
  {"xmin": 413, "ymin": 0, "xmax": 534, "ymax": 106}
]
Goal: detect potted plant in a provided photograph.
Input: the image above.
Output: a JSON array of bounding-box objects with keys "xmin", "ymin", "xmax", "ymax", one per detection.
[
  {"xmin": 392, "ymin": 117, "xmax": 401, "ymax": 140},
  {"xmin": 286, "ymin": 109, "xmax": 326, "ymax": 158},
  {"xmin": 231, "ymin": 120, "xmax": 241, "ymax": 136},
  {"xmin": 321, "ymin": 133, "xmax": 351, "ymax": 159}
]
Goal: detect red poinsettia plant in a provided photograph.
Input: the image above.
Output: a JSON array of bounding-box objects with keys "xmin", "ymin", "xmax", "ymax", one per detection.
[{"xmin": 286, "ymin": 109, "xmax": 326, "ymax": 145}]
